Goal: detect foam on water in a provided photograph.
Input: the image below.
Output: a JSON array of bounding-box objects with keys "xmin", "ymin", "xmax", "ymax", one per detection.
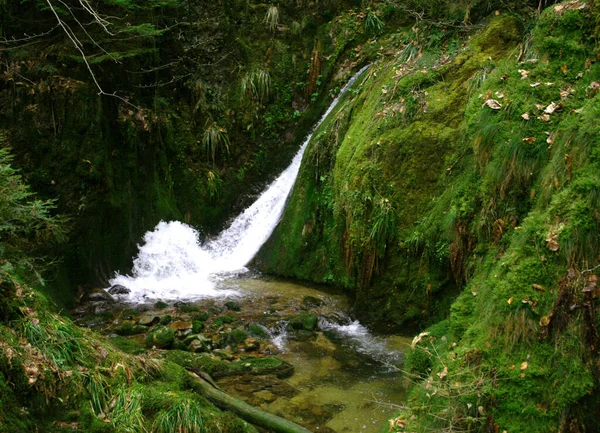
[
  {"xmin": 319, "ymin": 319, "xmax": 403, "ymax": 367},
  {"xmin": 108, "ymin": 65, "xmax": 370, "ymax": 302}
]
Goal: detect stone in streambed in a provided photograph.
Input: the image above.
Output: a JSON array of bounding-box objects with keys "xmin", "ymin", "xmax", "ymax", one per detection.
[
  {"xmin": 170, "ymin": 321, "xmax": 193, "ymax": 339},
  {"xmin": 145, "ymin": 326, "xmax": 175, "ymax": 349},
  {"xmin": 289, "ymin": 313, "xmax": 318, "ymax": 331},
  {"xmin": 225, "ymin": 301, "xmax": 241, "ymax": 311},
  {"xmin": 188, "ymin": 336, "xmax": 212, "ymax": 353},
  {"xmin": 117, "ymin": 321, "xmax": 146, "ymax": 336},
  {"xmin": 138, "ymin": 313, "xmax": 160, "ymax": 326},
  {"xmin": 108, "ymin": 284, "xmax": 130, "ymax": 295},
  {"xmin": 302, "ymin": 295, "xmax": 324, "ymax": 308},
  {"xmin": 80, "ymin": 288, "xmax": 115, "ymax": 304},
  {"xmin": 242, "ymin": 338, "xmax": 260, "ymax": 352}
]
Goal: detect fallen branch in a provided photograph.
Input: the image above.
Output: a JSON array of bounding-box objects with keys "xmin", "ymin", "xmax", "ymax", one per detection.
[{"xmin": 187, "ymin": 372, "xmax": 312, "ymax": 433}]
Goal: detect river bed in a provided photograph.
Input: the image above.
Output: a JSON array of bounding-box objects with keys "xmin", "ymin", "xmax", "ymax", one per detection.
[{"xmin": 79, "ymin": 277, "xmax": 410, "ymax": 433}]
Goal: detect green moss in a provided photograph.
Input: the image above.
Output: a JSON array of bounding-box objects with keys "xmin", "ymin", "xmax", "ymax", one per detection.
[
  {"xmin": 229, "ymin": 329, "xmax": 248, "ymax": 344},
  {"xmin": 289, "ymin": 313, "xmax": 318, "ymax": 331},
  {"xmin": 145, "ymin": 326, "xmax": 175, "ymax": 349},
  {"xmin": 213, "ymin": 315, "xmax": 235, "ymax": 327},
  {"xmin": 108, "ymin": 336, "xmax": 146, "ymax": 355}
]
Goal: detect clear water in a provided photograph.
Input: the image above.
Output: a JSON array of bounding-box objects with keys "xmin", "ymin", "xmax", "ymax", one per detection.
[{"xmin": 215, "ymin": 278, "xmax": 411, "ymax": 433}]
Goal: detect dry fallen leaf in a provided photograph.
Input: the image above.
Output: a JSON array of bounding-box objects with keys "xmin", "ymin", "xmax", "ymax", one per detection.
[
  {"xmin": 508, "ymin": 297, "xmax": 514, "ymax": 304},
  {"xmin": 537, "ymin": 114, "xmax": 551, "ymax": 122},
  {"xmin": 437, "ymin": 366, "xmax": 448, "ymax": 379},
  {"xmin": 495, "ymin": 91, "xmax": 505, "ymax": 98},
  {"xmin": 521, "ymin": 361, "xmax": 528, "ymax": 371},
  {"xmin": 522, "ymin": 112, "xmax": 530, "ymax": 120},
  {"xmin": 483, "ymin": 99, "xmax": 502, "ymax": 110},
  {"xmin": 546, "ymin": 238, "xmax": 560, "ymax": 251},
  {"xmin": 544, "ymin": 102, "xmax": 560, "ymax": 114},
  {"xmin": 540, "ymin": 316, "xmax": 551, "ymax": 326},
  {"xmin": 522, "ymin": 137, "xmax": 536, "ymax": 143},
  {"xmin": 518, "ymin": 69, "xmax": 530, "ymax": 79},
  {"xmin": 561, "ymin": 64, "xmax": 569, "ymax": 74},
  {"xmin": 532, "ymin": 283, "xmax": 545, "ymax": 291},
  {"xmin": 530, "ymin": 82, "xmax": 541, "ymax": 88}
]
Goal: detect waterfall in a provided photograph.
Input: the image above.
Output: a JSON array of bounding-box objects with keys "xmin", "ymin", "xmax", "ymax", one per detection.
[{"xmin": 109, "ymin": 65, "xmax": 370, "ymax": 302}]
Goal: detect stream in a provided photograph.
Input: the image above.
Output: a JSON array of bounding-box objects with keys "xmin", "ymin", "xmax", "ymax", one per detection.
[{"xmin": 83, "ymin": 65, "xmax": 411, "ymax": 432}]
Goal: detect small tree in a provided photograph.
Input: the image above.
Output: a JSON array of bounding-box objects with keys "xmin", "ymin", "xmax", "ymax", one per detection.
[{"xmin": 0, "ymin": 145, "xmax": 66, "ymax": 279}]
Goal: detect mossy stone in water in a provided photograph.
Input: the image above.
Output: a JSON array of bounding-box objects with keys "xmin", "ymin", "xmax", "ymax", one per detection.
[
  {"xmin": 146, "ymin": 326, "xmax": 175, "ymax": 349},
  {"xmin": 194, "ymin": 311, "xmax": 210, "ymax": 322},
  {"xmin": 225, "ymin": 301, "xmax": 241, "ymax": 311},
  {"xmin": 214, "ymin": 315, "xmax": 234, "ymax": 326},
  {"xmin": 160, "ymin": 315, "xmax": 173, "ymax": 325},
  {"xmin": 229, "ymin": 329, "xmax": 248, "ymax": 344},
  {"xmin": 248, "ymin": 324, "xmax": 268, "ymax": 338},
  {"xmin": 192, "ymin": 320, "xmax": 205, "ymax": 333},
  {"xmin": 154, "ymin": 301, "xmax": 169, "ymax": 309},
  {"xmin": 289, "ymin": 313, "xmax": 318, "ymax": 331}
]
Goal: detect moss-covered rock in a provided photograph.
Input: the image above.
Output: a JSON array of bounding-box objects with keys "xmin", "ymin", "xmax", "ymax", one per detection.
[{"xmin": 146, "ymin": 326, "xmax": 176, "ymax": 349}]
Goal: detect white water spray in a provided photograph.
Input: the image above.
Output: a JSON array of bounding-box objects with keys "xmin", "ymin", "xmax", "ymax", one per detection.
[{"xmin": 109, "ymin": 65, "xmax": 370, "ymax": 302}]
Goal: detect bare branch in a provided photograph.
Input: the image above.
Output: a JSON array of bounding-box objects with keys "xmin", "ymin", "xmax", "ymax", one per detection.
[{"xmin": 0, "ymin": 25, "xmax": 60, "ymax": 45}]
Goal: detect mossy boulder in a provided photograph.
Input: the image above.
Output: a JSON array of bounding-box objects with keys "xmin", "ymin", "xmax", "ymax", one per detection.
[
  {"xmin": 145, "ymin": 326, "xmax": 175, "ymax": 349},
  {"xmin": 289, "ymin": 313, "xmax": 319, "ymax": 331}
]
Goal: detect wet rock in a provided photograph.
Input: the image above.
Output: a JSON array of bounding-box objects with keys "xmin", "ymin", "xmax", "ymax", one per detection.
[
  {"xmin": 154, "ymin": 301, "xmax": 168, "ymax": 309},
  {"xmin": 248, "ymin": 324, "xmax": 268, "ymax": 338},
  {"xmin": 72, "ymin": 306, "xmax": 88, "ymax": 315},
  {"xmin": 213, "ymin": 349, "xmax": 235, "ymax": 361},
  {"xmin": 192, "ymin": 321, "xmax": 205, "ymax": 333},
  {"xmin": 302, "ymin": 295, "xmax": 324, "ymax": 308},
  {"xmin": 108, "ymin": 285, "xmax": 130, "ymax": 295},
  {"xmin": 314, "ymin": 333, "xmax": 337, "ymax": 354},
  {"xmin": 225, "ymin": 301, "xmax": 241, "ymax": 311},
  {"xmin": 242, "ymin": 338, "xmax": 260, "ymax": 352},
  {"xmin": 289, "ymin": 313, "xmax": 318, "ymax": 331},
  {"xmin": 145, "ymin": 326, "xmax": 175, "ymax": 349},
  {"xmin": 80, "ymin": 289, "xmax": 115, "ymax": 304},
  {"xmin": 170, "ymin": 320, "xmax": 192, "ymax": 330},
  {"xmin": 188, "ymin": 336, "xmax": 212, "ymax": 353},
  {"xmin": 317, "ymin": 356, "xmax": 340, "ymax": 377},
  {"xmin": 138, "ymin": 313, "xmax": 160, "ymax": 326},
  {"xmin": 254, "ymin": 390, "xmax": 277, "ymax": 403},
  {"xmin": 229, "ymin": 329, "xmax": 248, "ymax": 345},
  {"xmin": 170, "ymin": 320, "xmax": 193, "ymax": 339},
  {"xmin": 159, "ymin": 315, "xmax": 173, "ymax": 325},
  {"xmin": 117, "ymin": 321, "xmax": 146, "ymax": 336}
]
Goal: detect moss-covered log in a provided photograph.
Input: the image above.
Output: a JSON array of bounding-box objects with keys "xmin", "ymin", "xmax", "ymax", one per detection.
[{"xmin": 188, "ymin": 372, "xmax": 312, "ymax": 433}]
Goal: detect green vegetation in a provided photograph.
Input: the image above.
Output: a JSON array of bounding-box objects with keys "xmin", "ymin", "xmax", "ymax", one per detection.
[
  {"xmin": 256, "ymin": 2, "xmax": 600, "ymax": 431},
  {"xmin": 2, "ymin": 0, "xmax": 600, "ymax": 432}
]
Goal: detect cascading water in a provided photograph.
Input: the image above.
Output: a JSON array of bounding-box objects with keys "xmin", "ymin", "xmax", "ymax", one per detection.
[{"xmin": 109, "ymin": 65, "xmax": 370, "ymax": 302}]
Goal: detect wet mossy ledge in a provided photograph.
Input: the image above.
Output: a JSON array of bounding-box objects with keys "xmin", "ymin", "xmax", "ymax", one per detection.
[{"xmin": 255, "ymin": 3, "xmax": 600, "ymax": 432}]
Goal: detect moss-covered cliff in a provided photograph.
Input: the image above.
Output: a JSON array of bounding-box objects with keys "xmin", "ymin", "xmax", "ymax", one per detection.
[{"xmin": 257, "ymin": 2, "xmax": 600, "ymax": 431}]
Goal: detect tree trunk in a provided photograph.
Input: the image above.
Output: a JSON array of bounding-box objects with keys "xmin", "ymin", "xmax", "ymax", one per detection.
[{"xmin": 188, "ymin": 372, "xmax": 313, "ymax": 433}]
